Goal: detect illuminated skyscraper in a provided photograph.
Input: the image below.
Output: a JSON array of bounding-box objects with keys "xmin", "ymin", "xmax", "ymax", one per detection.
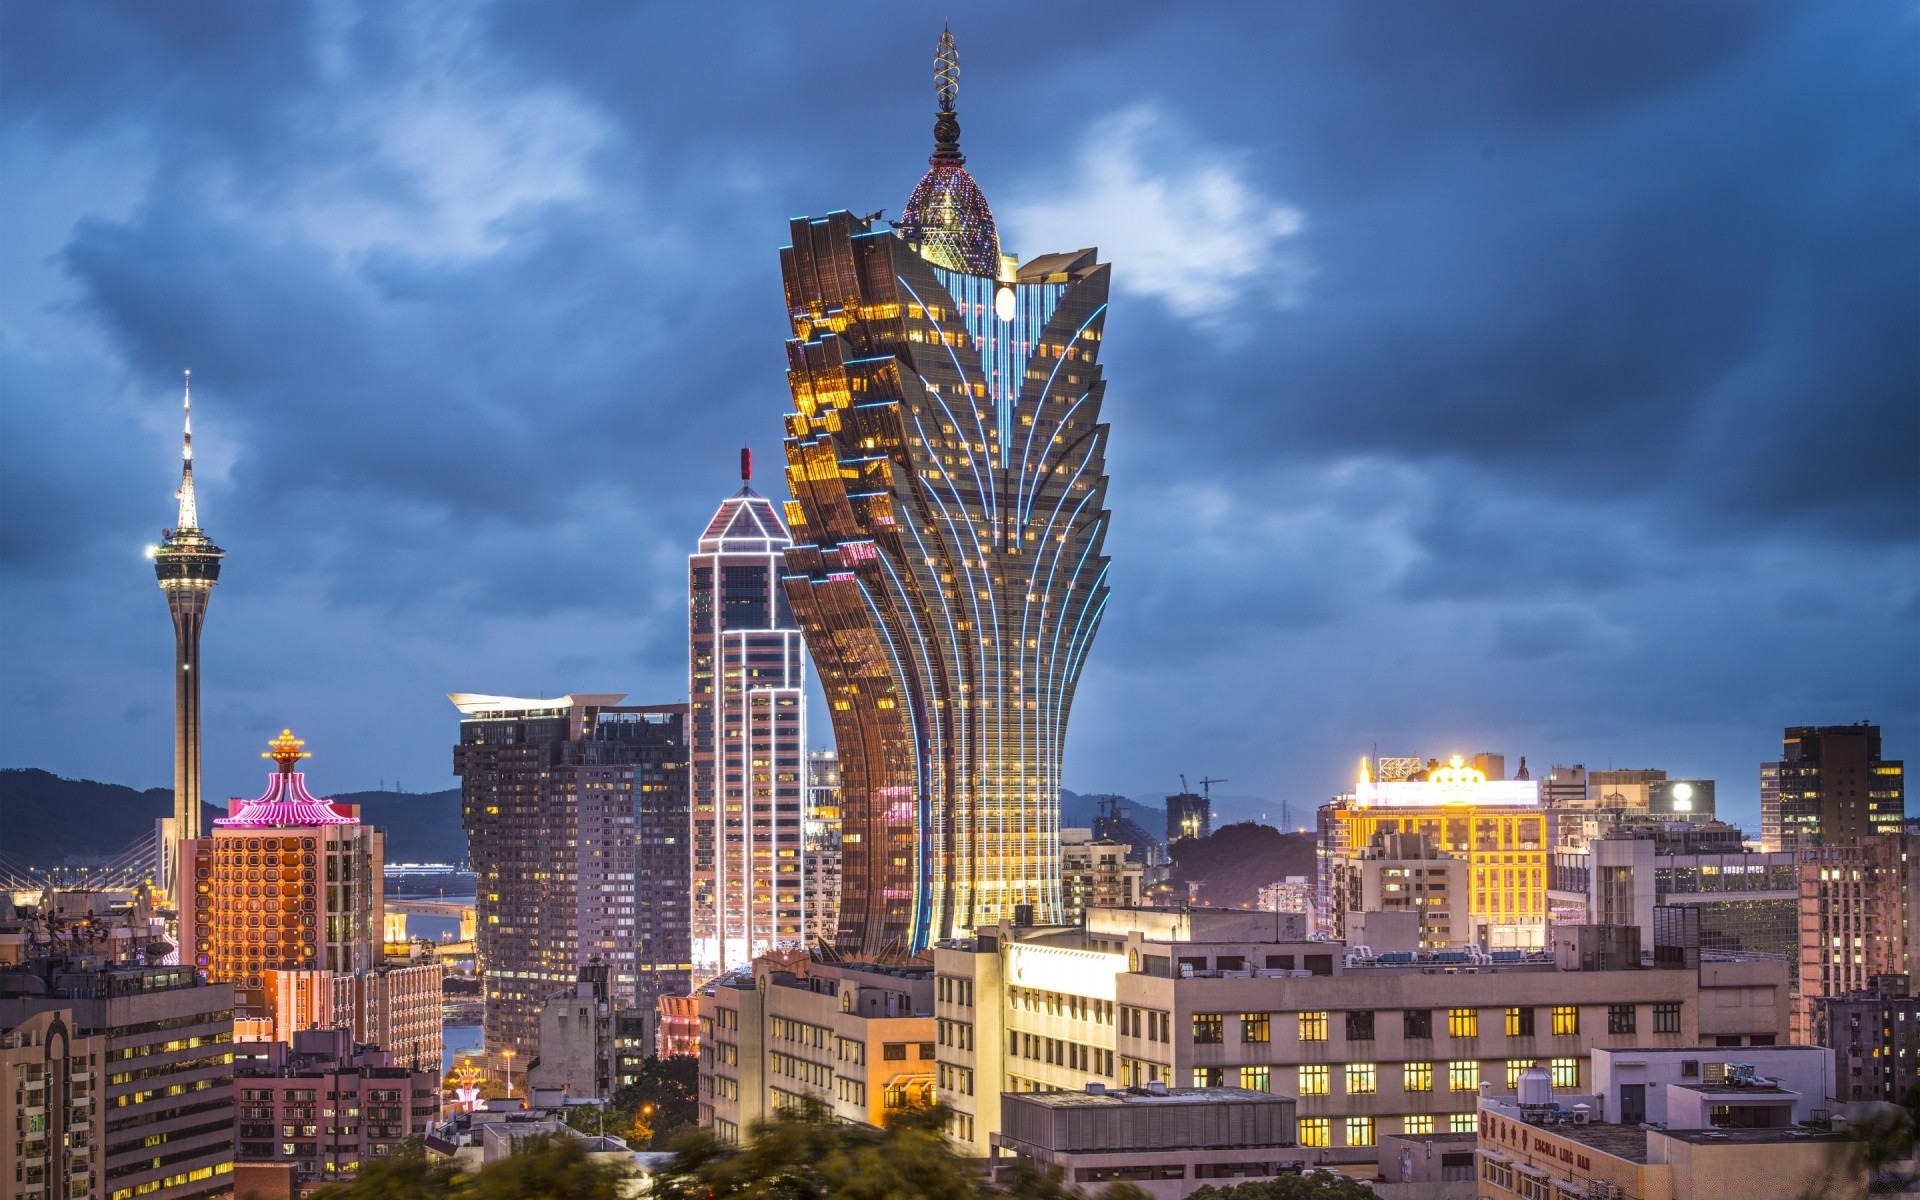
[
  {"xmin": 452, "ymin": 693, "xmax": 689, "ymax": 1054},
  {"xmin": 189, "ymin": 730, "xmax": 383, "ymax": 1016},
  {"xmin": 153, "ymin": 371, "xmax": 224, "ymax": 893},
  {"xmin": 780, "ymin": 30, "xmax": 1112, "ymax": 955},
  {"xmin": 689, "ymin": 453, "xmax": 807, "ymax": 979},
  {"xmin": 1762, "ymin": 723, "xmax": 1905, "ymax": 852}
]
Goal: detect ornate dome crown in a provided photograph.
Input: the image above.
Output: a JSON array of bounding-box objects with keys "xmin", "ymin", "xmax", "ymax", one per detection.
[{"xmin": 898, "ymin": 27, "xmax": 1001, "ymax": 277}]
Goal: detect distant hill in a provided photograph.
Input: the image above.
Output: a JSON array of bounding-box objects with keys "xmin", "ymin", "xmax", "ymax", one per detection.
[
  {"xmin": 332, "ymin": 789, "xmax": 465, "ymax": 864},
  {"xmin": 1168, "ymin": 822, "xmax": 1318, "ymax": 909},
  {"xmin": 0, "ymin": 769, "xmax": 181, "ymax": 865},
  {"xmin": 0, "ymin": 769, "xmax": 465, "ymax": 866}
]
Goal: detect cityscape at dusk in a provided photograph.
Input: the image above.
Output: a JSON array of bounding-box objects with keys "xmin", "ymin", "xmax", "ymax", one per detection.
[{"xmin": 0, "ymin": 4, "xmax": 1915, "ymax": 1199}]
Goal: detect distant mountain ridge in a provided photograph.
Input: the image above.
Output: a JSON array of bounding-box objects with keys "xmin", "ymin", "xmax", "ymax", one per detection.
[{"xmin": 0, "ymin": 769, "xmax": 465, "ymax": 866}]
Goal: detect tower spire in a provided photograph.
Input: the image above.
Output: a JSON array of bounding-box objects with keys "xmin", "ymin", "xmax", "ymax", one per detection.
[
  {"xmin": 931, "ymin": 26, "xmax": 964, "ymax": 166},
  {"xmin": 175, "ymin": 370, "xmax": 199, "ymax": 531}
]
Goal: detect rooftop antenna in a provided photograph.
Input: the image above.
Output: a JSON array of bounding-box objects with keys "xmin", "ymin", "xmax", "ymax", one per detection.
[{"xmin": 740, "ymin": 446, "xmax": 753, "ymax": 483}]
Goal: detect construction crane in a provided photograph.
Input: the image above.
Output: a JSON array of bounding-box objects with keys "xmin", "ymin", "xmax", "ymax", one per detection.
[{"xmin": 1198, "ymin": 776, "xmax": 1228, "ymax": 801}]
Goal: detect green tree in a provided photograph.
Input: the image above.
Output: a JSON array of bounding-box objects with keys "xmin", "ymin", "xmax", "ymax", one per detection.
[
  {"xmin": 309, "ymin": 1135, "xmax": 631, "ymax": 1200},
  {"xmin": 653, "ymin": 1100, "xmax": 1156, "ymax": 1200},
  {"xmin": 1187, "ymin": 1174, "xmax": 1381, "ymax": 1200},
  {"xmin": 468, "ymin": 1136, "xmax": 631, "ymax": 1200},
  {"xmin": 609, "ymin": 1055, "xmax": 700, "ymax": 1149},
  {"xmin": 306, "ymin": 1156, "xmax": 464, "ymax": 1200}
]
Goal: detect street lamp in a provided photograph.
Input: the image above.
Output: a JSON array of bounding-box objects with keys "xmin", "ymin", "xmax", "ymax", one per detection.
[{"xmin": 502, "ymin": 1048, "xmax": 515, "ymax": 1099}]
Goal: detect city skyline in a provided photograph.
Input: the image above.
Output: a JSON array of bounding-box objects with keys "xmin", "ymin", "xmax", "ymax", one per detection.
[{"xmin": 2, "ymin": 5, "xmax": 1914, "ymax": 836}]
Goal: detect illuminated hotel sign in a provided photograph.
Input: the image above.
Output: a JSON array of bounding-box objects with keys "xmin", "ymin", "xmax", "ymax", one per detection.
[{"xmin": 1354, "ymin": 755, "xmax": 1541, "ymax": 808}]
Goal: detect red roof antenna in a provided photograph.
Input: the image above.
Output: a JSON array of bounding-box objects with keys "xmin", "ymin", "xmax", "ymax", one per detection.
[{"xmin": 740, "ymin": 446, "xmax": 752, "ymax": 482}]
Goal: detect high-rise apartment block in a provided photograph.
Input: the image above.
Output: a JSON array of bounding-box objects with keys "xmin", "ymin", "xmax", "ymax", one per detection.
[
  {"xmin": 1060, "ymin": 829, "xmax": 1145, "ymax": 924},
  {"xmin": 1, "ymin": 958, "xmax": 236, "ymax": 1200},
  {"xmin": 452, "ymin": 694, "xmax": 690, "ymax": 1054},
  {"xmin": 778, "ymin": 31, "xmax": 1112, "ymax": 956},
  {"xmin": 234, "ymin": 1027, "xmax": 438, "ymax": 1184},
  {"xmin": 929, "ymin": 908, "xmax": 1788, "ymax": 1163},
  {"xmin": 186, "ymin": 731, "xmax": 383, "ymax": 1017},
  {"xmin": 1809, "ymin": 973, "xmax": 1920, "ymax": 1104},
  {"xmin": 1763, "ymin": 723, "xmax": 1905, "ymax": 852},
  {"xmin": 152, "ymin": 373, "xmax": 224, "ymax": 898},
  {"xmin": 689, "ymin": 471, "xmax": 807, "ymax": 980},
  {"xmin": 803, "ymin": 750, "xmax": 843, "ymax": 947},
  {"xmin": 256, "ymin": 961, "xmax": 446, "ymax": 1072},
  {"xmin": 1795, "ymin": 832, "xmax": 1920, "ymax": 1040}
]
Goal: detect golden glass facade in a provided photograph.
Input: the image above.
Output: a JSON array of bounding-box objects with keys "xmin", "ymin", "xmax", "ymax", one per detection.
[
  {"xmin": 1328, "ymin": 801, "xmax": 1549, "ymax": 948},
  {"xmin": 778, "ymin": 59, "xmax": 1112, "ymax": 955}
]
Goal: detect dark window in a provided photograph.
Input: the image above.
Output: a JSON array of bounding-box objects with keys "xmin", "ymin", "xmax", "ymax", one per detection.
[
  {"xmin": 1751, "ymin": 1034, "xmax": 1776, "ymax": 1047},
  {"xmin": 1345, "ymin": 1011, "xmax": 1376, "ymax": 1041},
  {"xmin": 1404, "ymin": 1010, "xmax": 1434, "ymax": 1039},
  {"xmin": 883, "ymin": 1043, "xmax": 906, "ymax": 1061},
  {"xmin": 1655, "ymin": 1003, "xmax": 1682, "ymax": 1034},
  {"xmin": 1607, "ymin": 1005, "xmax": 1636, "ymax": 1035},
  {"xmin": 1506, "ymin": 1007, "xmax": 1535, "ymax": 1037},
  {"xmin": 1265, "ymin": 955, "xmax": 1296, "ymax": 971},
  {"xmin": 1192, "ymin": 1013, "xmax": 1225, "ymax": 1044},
  {"xmin": 1305, "ymin": 954, "xmax": 1334, "ymax": 976}
]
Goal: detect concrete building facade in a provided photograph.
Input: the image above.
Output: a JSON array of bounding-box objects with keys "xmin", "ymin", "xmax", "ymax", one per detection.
[
  {"xmin": 931, "ymin": 909, "xmax": 1789, "ymax": 1164},
  {"xmin": 1061, "ymin": 829, "xmax": 1145, "ymax": 925},
  {"xmin": 992, "ymin": 1086, "xmax": 1302, "ymax": 1198},
  {"xmin": 697, "ymin": 957, "xmax": 935, "ymax": 1143},
  {"xmin": 1547, "ymin": 823, "xmax": 1798, "ymax": 978},
  {"xmin": 0, "ymin": 958, "xmax": 236, "ymax": 1200},
  {"xmin": 1796, "ymin": 833, "xmax": 1920, "ymax": 1040},
  {"xmin": 1808, "ymin": 973, "xmax": 1920, "ymax": 1105},
  {"xmin": 234, "ymin": 1027, "xmax": 438, "ymax": 1187},
  {"xmin": 1476, "ymin": 1090, "xmax": 1850, "ymax": 1200}
]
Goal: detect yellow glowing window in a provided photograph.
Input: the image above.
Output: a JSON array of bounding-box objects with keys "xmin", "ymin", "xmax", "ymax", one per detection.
[
  {"xmin": 1346, "ymin": 1116, "xmax": 1375, "ymax": 1147},
  {"xmin": 1298, "ymin": 1011, "xmax": 1328, "ymax": 1042},
  {"xmin": 1448, "ymin": 1008, "xmax": 1478, "ymax": 1038},
  {"xmin": 1551, "ymin": 1006, "xmax": 1579, "ymax": 1036},
  {"xmin": 1550, "ymin": 1057, "xmax": 1579, "ymax": 1089},
  {"xmin": 1448, "ymin": 1061, "xmax": 1479, "ymax": 1092},
  {"xmin": 1299, "ymin": 1118, "xmax": 1330, "ymax": 1147},
  {"xmin": 1403, "ymin": 1061, "xmax": 1433, "ymax": 1092},
  {"xmin": 1403, "ymin": 1115, "xmax": 1435, "ymax": 1135},
  {"xmin": 1298, "ymin": 1065, "xmax": 1329, "ymax": 1096},
  {"xmin": 1346, "ymin": 1064, "xmax": 1376, "ymax": 1094}
]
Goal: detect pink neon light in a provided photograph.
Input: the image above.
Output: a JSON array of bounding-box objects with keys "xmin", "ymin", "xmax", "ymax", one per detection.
[{"xmin": 215, "ymin": 771, "xmax": 358, "ymax": 828}]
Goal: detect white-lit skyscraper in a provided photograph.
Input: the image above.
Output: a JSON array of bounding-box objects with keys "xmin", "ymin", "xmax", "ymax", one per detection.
[{"xmin": 689, "ymin": 453, "xmax": 807, "ymax": 980}]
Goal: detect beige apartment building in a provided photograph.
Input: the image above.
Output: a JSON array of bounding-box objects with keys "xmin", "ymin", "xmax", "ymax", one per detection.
[
  {"xmin": 697, "ymin": 958, "xmax": 935, "ymax": 1142},
  {"xmin": 933, "ymin": 908, "xmax": 1788, "ymax": 1163},
  {"xmin": 1061, "ymin": 829, "xmax": 1147, "ymax": 925}
]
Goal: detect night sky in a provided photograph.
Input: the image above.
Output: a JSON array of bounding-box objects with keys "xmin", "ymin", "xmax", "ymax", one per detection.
[{"xmin": 3, "ymin": 2, "xmax": 1914, "ymax": 833}]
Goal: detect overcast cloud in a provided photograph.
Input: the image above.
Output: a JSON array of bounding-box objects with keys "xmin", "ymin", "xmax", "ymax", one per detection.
[{"xmin": 1, "ymin": 1, "xmax": 1914, "ymax": 833}]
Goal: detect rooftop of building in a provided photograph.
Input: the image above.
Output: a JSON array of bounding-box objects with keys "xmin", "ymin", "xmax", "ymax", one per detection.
[
  {"xmin": 1008, "ymin": 1084, "xmax": 1288, "ymax": 1109},
  {"xmin": 0, "ymin": 955, "xmax": 207, "ymax": 999},
  {"xmin": 1482, "ymin": 1097, "xmax": 1844, "ymax": 1164}
]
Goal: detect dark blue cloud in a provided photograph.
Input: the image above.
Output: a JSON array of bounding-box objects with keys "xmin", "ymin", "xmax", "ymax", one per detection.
[{"xmin": 0, "ymin": 1, "xmax": 1912, "ymax": 830}]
